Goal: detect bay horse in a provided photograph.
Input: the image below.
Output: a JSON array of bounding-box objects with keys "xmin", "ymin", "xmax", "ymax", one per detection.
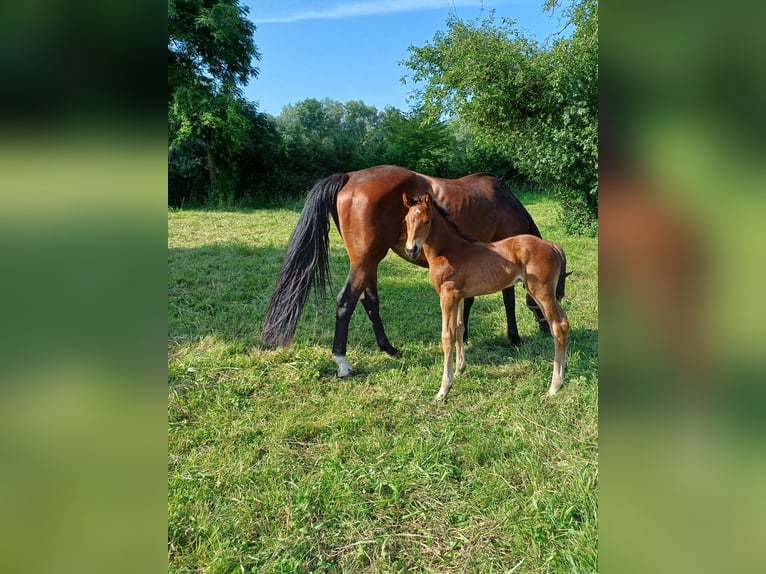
[
  {"xmin": 261, "ymin": 165, "xmax": 547, "ymax": 378},
  {"xmin": 403, "ymin": 192, "xmax": 570, "ymax": 399}
]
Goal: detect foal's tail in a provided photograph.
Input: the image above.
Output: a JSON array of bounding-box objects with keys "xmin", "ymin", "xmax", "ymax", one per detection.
[
  {"xmin": 261, "ymin": 173, "xmax": 349, "ymax": 347},
  {"xmin": 553, "ymin": 243, "xmax": 571, "ymax": 301}
]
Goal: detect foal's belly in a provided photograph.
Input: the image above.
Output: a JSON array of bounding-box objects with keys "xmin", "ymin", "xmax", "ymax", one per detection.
[
  {"xmin": 464, "ymin": 274, "xmax": 522, "ymax": 299},
  {"xmin": 461, "ymin": 257, "xmax": 524, "ymax": 298}
]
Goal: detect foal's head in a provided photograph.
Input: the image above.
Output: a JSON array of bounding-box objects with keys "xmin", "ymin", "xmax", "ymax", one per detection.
[{"xmin": 403, "ymin": 193, "xmax": 433, "ymax": 259}]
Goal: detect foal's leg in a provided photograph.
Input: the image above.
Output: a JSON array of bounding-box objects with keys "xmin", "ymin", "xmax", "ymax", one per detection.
[
  {"xmin": 530, "ymin": 289, "xmax": 569, "ymax": 396},
  {"xmin": 525, "ymin": 292, "xmax": 551, "ymax": 334},
  {"xmin": 436, "ymin": 289, "xmax": 461, "ymax": 400},
  {"xmin": 547, "ymin": 308, "xmax": 569, "ymax": 396}
]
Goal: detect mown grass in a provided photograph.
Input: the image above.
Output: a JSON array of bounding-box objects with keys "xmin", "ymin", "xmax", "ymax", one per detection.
[{"xmin": 168, "ymin": 189, "xmax": 597, "ymax": 573}]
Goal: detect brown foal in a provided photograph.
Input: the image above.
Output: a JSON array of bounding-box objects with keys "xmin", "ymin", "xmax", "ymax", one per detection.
[{"xmin": 403, "ymin": 192, "xmax": 570, "ymax": 399}]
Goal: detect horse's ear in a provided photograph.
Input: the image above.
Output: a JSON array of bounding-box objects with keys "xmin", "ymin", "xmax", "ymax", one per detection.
[{"xmin": 403, "ymin": 193, "xmax": 416, "ymax": 207}]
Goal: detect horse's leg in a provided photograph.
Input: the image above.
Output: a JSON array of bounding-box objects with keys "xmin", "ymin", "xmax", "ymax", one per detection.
[
  {"xmin": 455, "ymin": 298, "xmax": 466, "ymax": 375},
  {"xmin": 332, "ymin": 259, "xmax": 398, "ymax": 376},
  {"xmin": 502, "ymin": 286, "xmax": 523, "ymax": 346},
  {"xmin": 462, "ymin": 296, "xmax": 475, "ymax": 343},
  {"xmin": 358, "ymin": 267, "xmax": 399, "ymax": 357},
  {"xmin": 331, "ymin": 272, "xmax": 363, "ymax": 378},
  {"xmin": 526, "ymin": 292, "xmax": 551, "ymax": 333},
  {"xmin": 436, "ymin": 289, "xmax": 460, "ymax": 400}
]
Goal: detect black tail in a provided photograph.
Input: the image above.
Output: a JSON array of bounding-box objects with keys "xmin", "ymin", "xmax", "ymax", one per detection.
[
  {"xmin": 554, "ymin": 244, "xmax": 571, "ymax": 301},
  {"xmin": 261, "ymin": 173, "xmax": 349, "ymax": 347}
]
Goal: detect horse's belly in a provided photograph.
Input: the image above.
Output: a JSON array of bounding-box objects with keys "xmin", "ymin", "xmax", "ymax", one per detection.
[{"xmin": 390, "ymin": 240, "xmax": 429, "ymax": 268}]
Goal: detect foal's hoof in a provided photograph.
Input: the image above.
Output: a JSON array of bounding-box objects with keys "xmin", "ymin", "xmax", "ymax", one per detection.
[{"xmin": 547, "ymin": 383, "xmax": 562, "ymax": 396}]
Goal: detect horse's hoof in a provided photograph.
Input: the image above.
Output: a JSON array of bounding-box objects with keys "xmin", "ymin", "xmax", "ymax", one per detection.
[
  {"xmin": 509, "ymin": 335, "xmax": 523, "ymax": 347},
  {"xmin": 332, "ymin": 354, "xmax": 355, "ymax": 378},
  {"xmin": 382, "ymin": 345, "xmax": 399, "ymax": 357}
]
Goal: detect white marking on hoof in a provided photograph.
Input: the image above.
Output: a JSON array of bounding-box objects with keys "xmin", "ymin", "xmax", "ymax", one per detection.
[{"xmin": 332, "ymin": 354, "xmax": 355, "ymax": 378}]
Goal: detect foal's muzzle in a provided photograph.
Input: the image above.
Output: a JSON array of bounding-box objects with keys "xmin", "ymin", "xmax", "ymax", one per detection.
[{"xmin": 405, "ymin": 244, "xmax": 421, "ymax": 259}]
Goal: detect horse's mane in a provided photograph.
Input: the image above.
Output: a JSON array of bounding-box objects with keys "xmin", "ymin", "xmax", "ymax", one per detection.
[{"xmin": 427, "ymin": 193, "xmax": 477, "ymax": 243}]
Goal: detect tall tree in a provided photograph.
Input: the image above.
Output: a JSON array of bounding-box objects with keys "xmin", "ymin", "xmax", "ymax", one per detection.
[
  {"xmin": 404, "ymin": 1, "xmax": 598, "ymax": 234},
  {"xmin": 275, "ymin": 98, "xmax": 382, "ymax": 182},
  {"xmin": 365, "ymin": 108, "xmax": 455, "ymax": 175},
  {"xmin": 168, "ymin": 0, "xmax": 260, "ymax": 189}
]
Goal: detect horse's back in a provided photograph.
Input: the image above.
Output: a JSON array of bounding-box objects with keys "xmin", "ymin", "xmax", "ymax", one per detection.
[
  {"xmin": 427, "ymin": 172, "xmax": 539, "ymax": 242},
  {"xmin": 334, "ymin": 165, "xmax": 538, "ymax": 263}
]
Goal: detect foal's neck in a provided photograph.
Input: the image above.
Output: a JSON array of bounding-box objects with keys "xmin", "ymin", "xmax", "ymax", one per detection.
[{"xmin": 425, "ymin": 207, "xmax": 471, "ymax": 256}]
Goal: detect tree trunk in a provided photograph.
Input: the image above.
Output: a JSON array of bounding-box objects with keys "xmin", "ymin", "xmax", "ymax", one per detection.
[{"xmin": 205, "ymin": 140, "xmax": 217, "ymax": 185}]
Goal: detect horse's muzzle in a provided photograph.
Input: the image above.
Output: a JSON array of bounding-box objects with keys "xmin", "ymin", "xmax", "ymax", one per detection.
[{"xmin": 405, "ymin": 245, "xmax": 421, "ymax": 259}]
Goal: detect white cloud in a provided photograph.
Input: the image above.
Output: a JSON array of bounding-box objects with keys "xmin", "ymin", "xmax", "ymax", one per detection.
[{"xmin": 251, "ymin": 0, "xmax": 519, "ymax": 24}]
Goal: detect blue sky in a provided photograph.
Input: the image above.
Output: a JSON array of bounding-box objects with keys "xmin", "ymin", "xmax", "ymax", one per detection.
[{"xmin": 242, "ymin": 1, "xmax": 566, "ymax": 116}]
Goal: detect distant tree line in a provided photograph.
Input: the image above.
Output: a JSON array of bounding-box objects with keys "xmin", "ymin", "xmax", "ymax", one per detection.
[{"xmin": 169, "ymin": 0, "xmax": 597, "ymax": 234}]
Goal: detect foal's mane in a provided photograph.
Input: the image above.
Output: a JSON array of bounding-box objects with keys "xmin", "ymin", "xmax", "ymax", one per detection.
[{"xmin": 426, "ymin": 193, "xmax": 477, "ymax": 243}]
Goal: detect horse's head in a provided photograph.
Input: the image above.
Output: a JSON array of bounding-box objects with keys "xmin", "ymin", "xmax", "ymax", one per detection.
[{"xmin": 402, "ymin": 192, "xmax": 433, "ymax": 259}]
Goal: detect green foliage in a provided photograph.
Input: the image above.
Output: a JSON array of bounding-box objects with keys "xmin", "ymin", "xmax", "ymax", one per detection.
[
  {"xmin": 168, "ymin": 0, "xmax": 259, "ymax": 93},
  {"xmin": 403, "ymin": 1, "xmax": 598, "ymax": 234},
  {"xmin": 446, "ymin": 119, "xmax": 531, "ymax": 184},
  {"xmin": 271, "ymin": 99, "xmax": 462, "ymax": 196},
  {"xmin": 167, "ymin": 1, "xmax": 598, "ymax": 234},
  {"xmin": 169, "ymin": 90, "xmax": 284, "ymax": 207},
  {"xmin": 366, "ymin": 108, "xmax": 456, "ymax": 175},
  {"xmin": 275, "ymin": 98, "xmax": 372, "ymax": 186},
  {"xmin": 168, "ymin": 193, "xmax": 598, "ymax": 572},
  {"xmin": 169, "ymin": 0, "xmax": 270, "ymax": 205}
]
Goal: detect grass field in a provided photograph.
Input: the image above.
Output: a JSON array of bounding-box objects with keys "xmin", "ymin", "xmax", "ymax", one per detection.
[{"xmin": 168, "ymin": 190, "xmax": 598, "ymax": 573}]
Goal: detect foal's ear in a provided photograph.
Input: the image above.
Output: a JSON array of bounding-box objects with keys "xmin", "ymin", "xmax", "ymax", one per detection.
[
  {"xmin": 403, "ymin": 193, "xmax": 416, "ymax": 207},
  {"xmin": 423, "ymin": 193, "xmax": 432, "ymax": 207}
]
